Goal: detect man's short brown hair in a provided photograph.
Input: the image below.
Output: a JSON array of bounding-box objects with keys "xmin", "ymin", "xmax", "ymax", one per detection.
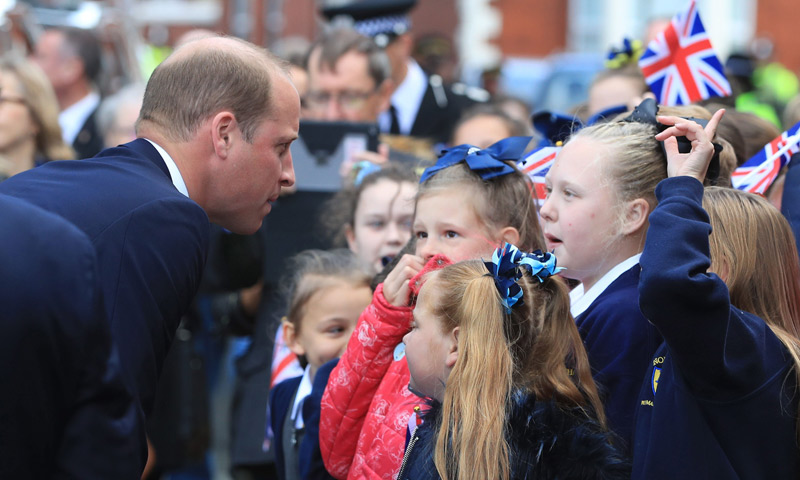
[
  {"xmin": 308, "ymin": 28, "xmax": 391, "ymax": 88},
  {"xmin": 138, "ymin": 36, "xmax": 287, "ymax": 143}
]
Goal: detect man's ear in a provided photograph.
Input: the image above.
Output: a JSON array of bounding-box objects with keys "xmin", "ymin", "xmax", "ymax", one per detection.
[
  {"xmin": 211, "ymin": 111, "xmax": 237, "ymax": 159},
  {"xmin": 445, "ymin": 326, "xmax": 459, "ymax": 369},
  {"xmin": 498, "ymin": 226, "xmax": 520, "ymax": 247},
  {"xmin": 621, "ymin": 198, "xmax": 650, "ymax": 236},
  {"xmin": 282, "ymin": 319, "xmax": 305, "ymax": 357},
  {"xmin": 396, "ymin": 33, "xmax": 414, "ymax": 59}
]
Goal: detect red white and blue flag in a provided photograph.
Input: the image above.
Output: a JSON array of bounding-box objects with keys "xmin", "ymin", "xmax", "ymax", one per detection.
[
  {"xmin": 518, "ymin": 146, "xmax": 561, "ymax": 205},
  {"xmin": 638, "ymin": 0, "xmax": 732, "ymax": 106},
  {"xmin": 731, "ymin": 121, "xmax": 800, "ymax": 195},
  {"xmin": 270, "ymin": 325, "xmax": 302, "ymax": 388}
]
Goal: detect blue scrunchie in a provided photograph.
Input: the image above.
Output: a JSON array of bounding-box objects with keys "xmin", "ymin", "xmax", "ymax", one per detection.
[
  {"xmin": 484, "ymin": 243, "xmax": 564, "ymax": 314},
  {"xmin": 419, "ymin": 136, "xmax": 532, "ymax": 183},
  {"xmin": 353, "ymin": 161, "xmax": 382, "ymax": 187}
]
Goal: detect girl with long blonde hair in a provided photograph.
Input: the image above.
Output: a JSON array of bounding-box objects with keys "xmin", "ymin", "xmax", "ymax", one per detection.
[{"xmin": 398, "ymin": 245, "xmax": 629, "ymax": 480}]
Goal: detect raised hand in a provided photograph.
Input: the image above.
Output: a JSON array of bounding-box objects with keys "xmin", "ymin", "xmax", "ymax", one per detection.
[
  {"xmin": 655, "ymin": 108, "xmax": 725, "ymax": 182},
  {"xmin": 382, "ymin": 253, "xmax": 424, "ymax": 307}
]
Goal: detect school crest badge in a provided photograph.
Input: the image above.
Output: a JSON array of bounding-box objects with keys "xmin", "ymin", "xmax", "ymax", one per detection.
[{"xmin": 652, "ymin": 367, "xmax": 662, "ymax": 395}]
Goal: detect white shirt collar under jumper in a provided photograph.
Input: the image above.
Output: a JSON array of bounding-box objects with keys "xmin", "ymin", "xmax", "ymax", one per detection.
[
  {"xmin": 570, "ymin": 254, "xmax": 642, "ymax": 318},
  {"xmin": 58, "ymin": 91, "xmax": 100, "ymax": 145},
  {"xmin": 378, "ymin": 59, "xmax": 427, "ymax": 134},
  {"xmin": 290, "ymin": 366, "xmax": 313, "ymax": 430},
  {"xmin": 145, "ymin": 139, "xmax": 189, "ymax": 198}
]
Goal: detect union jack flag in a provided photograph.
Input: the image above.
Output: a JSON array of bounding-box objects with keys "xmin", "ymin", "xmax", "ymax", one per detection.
[
  {"xmin": 518, "ymin": 146, "xmax": 561, "ymax": 205},
  {"xmin": 638, "ymin": 0, "xmax": 732, "ymax": 106},
  {"xmin": 270, "ymin": 325, "xmax": 302, "ymax": 388},
  {"xmin": 731, "ymin": 121, "xmax": 800, "ymax": 195}
]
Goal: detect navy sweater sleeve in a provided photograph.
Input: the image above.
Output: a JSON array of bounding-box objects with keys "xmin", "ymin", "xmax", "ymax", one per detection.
[{"xmin": 639, "ymin": 176, "xmax": 788, "ymax": 399}]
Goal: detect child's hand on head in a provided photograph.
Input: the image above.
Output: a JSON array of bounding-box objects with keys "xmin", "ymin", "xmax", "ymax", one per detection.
[
  {"xmin": 656, "ymin": 108, "xmax": 724, "ymax": 182},
  {"xmin": 382, "ymin": 253, "xmax": 425, "ymax": 307}
]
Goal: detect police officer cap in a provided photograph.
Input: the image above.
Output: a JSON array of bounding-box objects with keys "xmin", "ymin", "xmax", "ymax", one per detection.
[{"xmin": 320, "ymin": 0, "xmax": 417, "ymax": 47}]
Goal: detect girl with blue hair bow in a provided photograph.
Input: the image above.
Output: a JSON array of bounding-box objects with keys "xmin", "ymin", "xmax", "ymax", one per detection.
[
  {"xmin": 318, "ymin": 136, "xmax": 546, "ymax": 480},
  {"xmin": 399, "ymin": 244, "xmax": 629, "ymax": 480}
]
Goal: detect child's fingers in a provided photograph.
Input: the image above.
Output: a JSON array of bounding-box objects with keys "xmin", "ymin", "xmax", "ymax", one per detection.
[
  {"xmin": 382, "ymin": 254, "xmax": 424, "ymax": 306},
  {"xmin": 655, "ymin": 123, "xmax": 690, "ymax": 141},
  {"xmin": 705, "ymin": 108, "xmax": 725, "ymax": 140}
]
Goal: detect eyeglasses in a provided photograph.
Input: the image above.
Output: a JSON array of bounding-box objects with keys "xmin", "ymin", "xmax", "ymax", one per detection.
[
  {"xmin": 305, "ymin": 88, "xmax": 379, "ymax": 112},
  {"xmin": 0, "ymin": 96, "xmax": 26, "ymax": 107}
]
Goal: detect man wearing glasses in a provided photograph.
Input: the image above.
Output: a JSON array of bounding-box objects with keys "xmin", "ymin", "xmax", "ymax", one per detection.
[
  {"xmin": 320, "ymin": 0, "xmax": 487, "ymax": 143},
  {"xmin": 305, "ymin": 27, "xmax": 394, "ymax": 123}
]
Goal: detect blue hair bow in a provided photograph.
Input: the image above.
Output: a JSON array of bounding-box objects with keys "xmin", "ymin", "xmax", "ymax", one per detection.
[
  {"xmin": 419, "ymin": 136, "xmax": 532, "ymax": 183},
  {"xmin": 484, "ymin": 243, "xmax": 564, "ymax": 314}
]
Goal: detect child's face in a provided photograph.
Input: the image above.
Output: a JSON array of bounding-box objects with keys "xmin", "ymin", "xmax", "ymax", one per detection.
[
  {"xmin": 403, "ymin": 277, "xmax": 456, "ymax": 401},
  {"xmin": 413, "ymin": 189, "xmax": 498, "ymax": 262},
  {"xmin": 347, "ymin": 179, "xmax": 416, "ymax": 274},
  {"xmin": 540, "ymin": 137, "xmax": 624, "ymax": 289},
  {"xmin": 285, "ymin": 282, "xmax": 372, "ymax": 378}
]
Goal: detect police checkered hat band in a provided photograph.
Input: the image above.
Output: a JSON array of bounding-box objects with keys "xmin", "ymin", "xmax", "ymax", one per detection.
[{"xmin": 353, "ymin": 14, "xmax": 410, "ymax": 37}]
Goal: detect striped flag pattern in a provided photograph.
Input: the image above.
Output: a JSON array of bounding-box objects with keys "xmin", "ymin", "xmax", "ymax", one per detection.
[
  {"xmin": 731, "ymin": 121, "xmax": 800, "ymax": 195},
  {"xmin": 639, "ymin": 0, "xmax": 732, "ymax": 106}
]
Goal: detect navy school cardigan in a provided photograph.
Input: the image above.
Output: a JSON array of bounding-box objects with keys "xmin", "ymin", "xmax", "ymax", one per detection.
[{"xmin": 633, "ymin": 176, "xmax": 800, "ymax": 479}]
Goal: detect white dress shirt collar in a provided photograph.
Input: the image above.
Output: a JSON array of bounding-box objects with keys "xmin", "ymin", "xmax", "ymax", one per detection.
[
  {"xmin": 58, "ymin": 91, "xmax": 100, "ymax": 145},
  {"xmin": 378, "ymin": 59, "xmax": 427, "ymax": 134},
  {"xmin": 570, "ymin": 254, "xmax": 642, "ymax": 318},
  {"xmin": 290, "ymin": 365, "xmax": 313, "ymax": 430},
  {"xmin": 144, "ymin": 139, "xmax": 189, "ymax": 198}
]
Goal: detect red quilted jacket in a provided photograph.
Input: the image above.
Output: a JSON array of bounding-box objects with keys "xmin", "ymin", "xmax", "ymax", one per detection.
[{"xmin": 320, "ymin": 284, "xmax": 422, "ymax": 480}]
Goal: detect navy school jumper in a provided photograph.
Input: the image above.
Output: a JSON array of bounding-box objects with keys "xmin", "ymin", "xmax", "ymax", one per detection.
[
  {"xmin": 574, "ymin": 265, "xmax": 663, "ymax": 451},
  {"xmin": 633, "ymin": 177, "xmax": 800, "ymax": 479}
]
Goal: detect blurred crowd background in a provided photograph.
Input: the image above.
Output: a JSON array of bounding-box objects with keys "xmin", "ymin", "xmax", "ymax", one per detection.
[{"xmin": 1, "ymin": 0, "xmax": 797, "ymax": 118}]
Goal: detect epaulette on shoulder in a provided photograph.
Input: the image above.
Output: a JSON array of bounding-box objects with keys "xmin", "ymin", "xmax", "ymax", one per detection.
[{"xmin": 450, "ymin": 81, "xmax": 490, "ymax": 102}]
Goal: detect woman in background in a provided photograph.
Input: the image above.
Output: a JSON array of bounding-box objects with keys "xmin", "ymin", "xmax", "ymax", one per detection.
[{"xmin": 0, "ymin": 54, "xmax": 73, "ymax": 180}]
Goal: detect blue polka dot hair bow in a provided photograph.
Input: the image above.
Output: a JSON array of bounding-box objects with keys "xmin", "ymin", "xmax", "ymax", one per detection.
[
  {"xmin": 419, "ymin": 136, "xmax": 532, "ymax": 183},
  {"xmin": 484, "ymin": 243, "xmax": 565, "ymax": 314}
]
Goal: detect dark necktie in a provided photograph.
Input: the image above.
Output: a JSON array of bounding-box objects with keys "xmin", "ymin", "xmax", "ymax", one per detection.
[{"xmin": 389, "ymin": 105, "xmax": 401, "ymax": 135}]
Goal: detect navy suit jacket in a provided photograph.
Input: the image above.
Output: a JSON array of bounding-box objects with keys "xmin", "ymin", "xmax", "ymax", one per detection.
[
  {"xmin": 0, "ymin": 194, "xmax": 141, "ymax": 479},
  {"xmin": 0, "ymin": 139, "xmax": 210, "ymax": 448},
  {"xmin": 72, "ymin": 107, "xmax": 105, "ymax": 159}
]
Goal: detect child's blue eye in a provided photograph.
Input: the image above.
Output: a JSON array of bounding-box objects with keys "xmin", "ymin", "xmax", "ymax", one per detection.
[
  {"xmin": 367, "ymin": 220, "xmax": 385, "ymax": 229},
  {"xmin": 444, "ymin": 230, "xmax": 459, "ymax": 239}
]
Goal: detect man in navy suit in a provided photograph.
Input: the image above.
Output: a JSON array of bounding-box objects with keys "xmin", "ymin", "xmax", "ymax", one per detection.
[
  {"xmin": 0, "ymin": 35, "xmax": 299, "ymax": 474},
  {"xmin": 0, "ymin": 194, "xmax": 140, "ymax": 479}
]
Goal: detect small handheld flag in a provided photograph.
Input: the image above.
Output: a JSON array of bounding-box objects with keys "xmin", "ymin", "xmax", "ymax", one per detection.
[
  {"xmin": 518, "ymin": 145, "xmax": 561, "ymax": 205},
  {"xmin": 731, "ymin": 121, "xmax": 800, "ymax": 195},
  {"xmin": 638, "ymin": 0, "xmax": 732, "ymax": 106}
]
